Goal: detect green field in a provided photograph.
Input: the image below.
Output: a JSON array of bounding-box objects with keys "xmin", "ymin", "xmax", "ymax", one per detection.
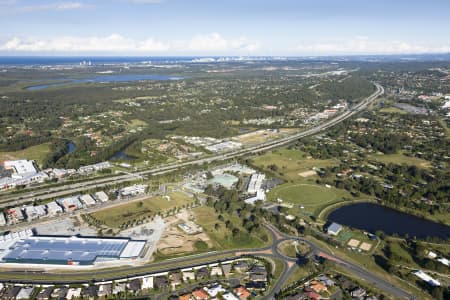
[
  {"xmin": 252, "ymin": 148, "xmax": 338, "ymax": 183},
  {"xmin": 379, "ymin": 106, "xmax": 407, "ymax": 114},
  {"xmin": 268, "ymin": 183, "xmax": 350, "ymax": 216},
  {"xmin": 0, "ymin": 143, "xmax": 51, "ymax": 166},
  {"xmin": 370, "ymin": 153, "xmax": 431, "ymax": 168},
  {"xmin": 193, "ymin": 206, "xmax": 268, "ymax": 250},
  {"xmin": 90, "ymin": 192, "xmax": 193, "ymax": 228}
]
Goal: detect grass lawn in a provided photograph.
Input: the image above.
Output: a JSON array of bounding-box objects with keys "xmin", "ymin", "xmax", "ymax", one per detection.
[
  {"xmin": 278, "ymin": 241, "xmax": 298, "ymax": 258},
  {"xmin": 369, "ymin": 153, "xmax": 431, "ymax": 168},
  {"xmin": 193, "ymin": 206, "xmax": 268, "ymax": 250},
  {"xmin": 0, "ymin": 143, "xmax": 51, "ymax": 166},
  {"xmin": 268, "ymin": 183, "xmax": 351, "ymax": 216},
  {"xmin": 252, "ymin": 148, "xmax": 338, "ymax": 183},
  {"xmin": 283, "ymin": 266, "xmax": 313, "ymax": 287},
  {"xmin": 90, "ymin": 192, "xmax": 193, "ymax": 228},
  {"xmin": 128, "ymin": 119, "xmax": 148, "ymax": 129},
  {"xmin": 379, "ymin": 106, "xmax": 408, "ymax": 114}
]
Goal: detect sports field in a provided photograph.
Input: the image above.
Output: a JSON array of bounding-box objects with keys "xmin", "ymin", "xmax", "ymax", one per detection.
[
  {"xmin": 268, "ymin": 183, "xmax": 350, "ymax": 215},
  {"xmin": 90, "ymin": 192, "xmax": 193, "ymax": 228}
]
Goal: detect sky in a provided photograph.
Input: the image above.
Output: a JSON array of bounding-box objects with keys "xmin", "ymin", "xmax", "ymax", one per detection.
[{"xmin": 1, "ymin": 0, "xmax": 450, "ymax": 56}]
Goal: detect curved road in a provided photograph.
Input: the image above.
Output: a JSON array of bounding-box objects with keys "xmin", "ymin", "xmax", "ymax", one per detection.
[{"xmin": 0, "ymin": 83, "xmax": 384, "ymax": 208}]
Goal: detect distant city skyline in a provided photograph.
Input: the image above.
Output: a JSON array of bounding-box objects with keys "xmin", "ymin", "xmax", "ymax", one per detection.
[{"xmin": 1, "ymin": 0, "xmax": 450, "ymax": 56}]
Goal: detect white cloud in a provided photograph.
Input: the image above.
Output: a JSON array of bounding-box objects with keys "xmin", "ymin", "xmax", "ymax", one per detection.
[
  {"xmin": 295, "ymin": 37, "xmax": 450, "ymax": 55},
  {"xmin": 0, "ymin": 33, "xmax": 260, "ymax": 54}
]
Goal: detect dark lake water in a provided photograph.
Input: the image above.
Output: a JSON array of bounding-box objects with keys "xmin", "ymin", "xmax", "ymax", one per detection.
[
  {"xmin": 111, "ymin": 149, "xmax": 136, "ymax": 161},
  {"xmin": 328, "ymin": 203, "xmax": 450, "ymax": 239},
  {"xmin": 26, "ymin": 74, "xmax": 183, "ymax": 90},
  {"xmin": 67, "ymin": 141, "xmax": 76, "ymax": 154}
]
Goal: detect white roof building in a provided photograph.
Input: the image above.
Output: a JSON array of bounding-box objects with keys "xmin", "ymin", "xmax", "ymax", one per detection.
[
  {"xmin": 413, "ymin": 270, "xmax": 440, "ymax": 286},
  {"xmin": 3, "ymin": 160, "xmax": 37, "ymax": 177},
  {"xmin": 0, "ymin": 212, "xmax": 6, "ymax": 226},
  {"xmin": 94, "ymin": 191, "xmax": 109, "ymax": 202},
  {"xmin": 222, "ymin": 292, "xmax": 240, "ymax": 300},
  {"xmin": 46, "ymin": 201, "xmax": 63, "ymax": 215},
  {"xmin": 437, "ymin": 258, "xmax": 449, "ymax": 267},
  {"xmin": 23, "ymin": 205, "xmax": 47, "ymax": 221},
  {"xmin": 66, "ymin": 287, "xmax": 82, "ymax": 299},
  {"xmin": 204, "ymin": 284, "xmax": 226, "ymax": 297},
  {"xmin": 142, "ymin": 276, "xmax": 154, "ymax": 289},
  {"xmin": 247, "ymin": 173, "xmax": 265, "ymax": 194},
  {"xmin": 16, "ymin": 287, "xmax": 34, "ymax": 300},
  {"xmin": 79, "ymin": 194, "xmax": 96, "ymax": 207},
  {"xmin": 327, "ymin": 223, "xmax": 343, "ymax": 236},
  {"xmin": 119, "ymin": 184, "xmax": 147, "ymax": 197}
]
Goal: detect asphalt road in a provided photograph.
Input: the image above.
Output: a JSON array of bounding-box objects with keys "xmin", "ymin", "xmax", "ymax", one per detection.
[{"xmin": 0, "ymin": 83, "xmax": 384, "ymax": 208}]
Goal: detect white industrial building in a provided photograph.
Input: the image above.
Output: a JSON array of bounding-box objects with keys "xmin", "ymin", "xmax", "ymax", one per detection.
[
  {"xmin": 5, "ymin": 207, "xmax": 25, "ymax": 224},
  {"xmin": 94, "ymin": 191, "xmax": 109, "ymax": 202},
  {"xmin": 0, "ymin": 213, "xmax": 6, "ymax": 226},
  {"xmin": 57, "ymin": 196, "xmax": 83, "ymax": 212},
  {"xmin": 0, "ymin": 160, "xmax": 48, "ymax": 190},
  {"xmin": 78, "ymin": 161, "xmax": 112, "ymax": 174},
  {"xmin": 23, "ymin": 205, "xmax": 47, "ymax": 221},
  {"xmin": 205, "ymin": 141, "xmax": 242, "ymax": 152},
  {"xmin": 3, "ymin": 160, "xmax": 37, "ymax": 178},
  {"xmin": 46, "ymin": 201, "xmax": 63, "ymax": 216},
  {"xmin": 79, "ymin": 194, "xmax": 96, "ymax": 207},
  {"xmin": 119, "ymin": 184, "xmax": 147, "ymax": 197},
  {"xmin": 244, "ymin": 173, "xmax": 266, "ymax": 204}
]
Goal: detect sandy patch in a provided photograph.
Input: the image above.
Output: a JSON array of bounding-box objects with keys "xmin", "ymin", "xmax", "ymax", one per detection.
[
  {"xmin": 157, "ymin": 210, "xmax": 212, "ymax": 255},
  {"xmin": 347, "ymin": 239, "xmax": 360, "ymax": 248},
  {"xmin": 298, "ymin": 170, "xmax": 317, "ymax": 177},
  {"xmin": 359, "ymin": 242, "xmax": 372, "ymax": 251}
]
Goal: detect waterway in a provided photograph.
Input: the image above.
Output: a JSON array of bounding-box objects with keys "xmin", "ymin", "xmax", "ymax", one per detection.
[
  {"xmin": 26, "ymin": 74, "xmax": 183, "ymax": 91},
  {"xmin": 327, "ymin": 203, "xmax": 450, "ymax": 239}
]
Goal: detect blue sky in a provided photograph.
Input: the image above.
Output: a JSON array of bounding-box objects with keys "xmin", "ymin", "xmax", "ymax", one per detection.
[{"xmin": 1, "ymin": 0, "xmax": 450, "ymax": 56}]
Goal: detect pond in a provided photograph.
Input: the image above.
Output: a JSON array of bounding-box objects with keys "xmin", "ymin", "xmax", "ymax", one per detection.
[
  {"xmin": 26, "ymin": 74, "xmax": 183, "ymax": 91},
  {"xmin": 327, "ymin": 202, "xmax": 450, "ymax": 239},
  {"xmin": 67, "ymin": 141, "xmax": 76, "ymax": 154},
  {"xmin": 110, "ymin": 149, "xmax": 136, "ymax": 161}
]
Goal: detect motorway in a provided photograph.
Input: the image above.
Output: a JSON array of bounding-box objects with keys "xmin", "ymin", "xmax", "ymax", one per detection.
[
  {"xmin": 0, "ymin": 223, "xmax": 413, "ymax": 299},
  {"xmin": 0, "ymin": 83, "xmax": 384, "ymax": 208}
]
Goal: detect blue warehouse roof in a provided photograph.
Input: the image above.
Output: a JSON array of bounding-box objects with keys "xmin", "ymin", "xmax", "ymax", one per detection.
[{"xmin": 2, "ymin": 235, "xmax": 138, "ymax": 265}]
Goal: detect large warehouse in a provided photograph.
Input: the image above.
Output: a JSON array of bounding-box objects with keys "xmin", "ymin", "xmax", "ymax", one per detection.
[{"xmin": 1, "ymin": 235, "xmax": 146, "ymax": 265}]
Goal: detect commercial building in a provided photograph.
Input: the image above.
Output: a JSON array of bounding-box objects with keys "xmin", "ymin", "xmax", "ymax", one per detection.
[
  {"xmin": 1, "ymin": 235, "xmax": 146, "ymax": 266},
  {"xmin": 119, "ymin": 184, "xmax": 147, "ymax": 197},
  {"xmin": 79, "ymin": 194, "xmax": 96, "ymax": 207},
  {"xmin": 5, "ymin": 207, "xmax": 25, "ymax": 224},
  {"xmin": 23, "ymin": 205, "xmax": 47, "ymax": 221},
  {"xmin": 0, "ymin": 212, "xmax": 6, "ymax": 226},
  {"xmin": 94, "ymin": 191, "xmax": 109, "ymax": 202},
  {"xmin": 46, "ymin": 202, "xmax": 63, "ymax": 216},
  {"xmin": 244, "ymin": 173, "xmax": 266, "ymax": 204},
  {"xmin": 78, "ymin": 161, "xmax": 112, "ymax": 174},
  {"xmin": 3, "ymin": 160, "xmax": 37, "ymax": 178},
  {"xmin": 57, "ymin": 196, "xmax": 83, "ymax": 212}
]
